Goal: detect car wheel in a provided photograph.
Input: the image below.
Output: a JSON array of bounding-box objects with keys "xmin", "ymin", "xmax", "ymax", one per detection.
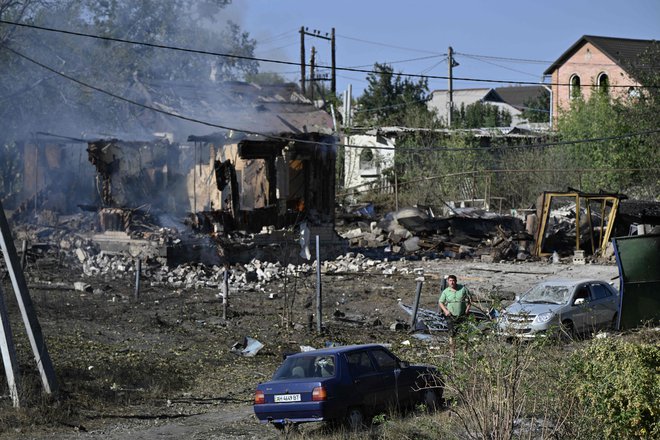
[
  {"xmin": 610, "ymin": 313, "xmax": 618, "ymax": 330},
  {"xmin": 345, "ymin": 406, "xmax": 365, "ymax": 431},
  {"xmin": 271, "ymin": 422, "xmax": 285, "ymax": 431},
  {"xmin": 419, "ymin": 388, "xmax": 441, "ymax": 411}
]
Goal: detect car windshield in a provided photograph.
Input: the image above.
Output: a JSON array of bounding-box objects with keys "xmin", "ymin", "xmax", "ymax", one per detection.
[
  {"xmin": 520, "ymin": 284, "xmax": 571, "ymax": 305},
  {"xmin": 272, "ymin": 354, "xmax": 336, "ymax": 380}
]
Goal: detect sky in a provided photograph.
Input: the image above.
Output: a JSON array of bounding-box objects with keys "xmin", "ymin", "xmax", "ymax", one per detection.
[{"xmin": 227, "ymin": 0, "xmax": 660, "ymax": 97}]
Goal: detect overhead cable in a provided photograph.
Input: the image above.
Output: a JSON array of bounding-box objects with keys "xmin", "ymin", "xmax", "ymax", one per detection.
[
  {"xmin": 3, "ymin": 44, "xmax": 658, "ymax": 153},
  {"xmin": 0, "ymin": 20, "xmax": 654, "ymax": 89}
]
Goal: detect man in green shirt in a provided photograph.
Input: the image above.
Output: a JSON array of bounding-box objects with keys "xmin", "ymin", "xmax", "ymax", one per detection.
[{"xmin": 439, "ymin": 274, "xmax": 472, "ymax": 353}]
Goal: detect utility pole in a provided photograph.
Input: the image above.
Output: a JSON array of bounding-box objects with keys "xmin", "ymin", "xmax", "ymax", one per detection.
[
  {"xmin": 448, "ymin": 46, "xmax": 454, "ymax": 128},
  {"xmin": 331, "ymin": 28, "xmax": 336, "ymax": 93},
  {"xmin": 310, "ymin": 46, "xmax": 316, "ymax": 101},
  {"xmin": 300, "ymin": 27, "xmax": 335, "ymax": 96},
  {"xmin": 300, "ymin": 26, "xmax": 306, "ymax": 95}
]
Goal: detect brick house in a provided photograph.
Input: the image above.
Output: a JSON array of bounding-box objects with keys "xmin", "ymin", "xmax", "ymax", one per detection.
[{"xmin": 543, "ymin": 35, "xmax": 656, "ymax": 124}]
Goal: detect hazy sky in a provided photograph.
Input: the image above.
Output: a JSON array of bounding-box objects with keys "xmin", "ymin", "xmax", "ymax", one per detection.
[{"xmin": 231, "ymin": 0, "xmax": 660, "ymax": 96}]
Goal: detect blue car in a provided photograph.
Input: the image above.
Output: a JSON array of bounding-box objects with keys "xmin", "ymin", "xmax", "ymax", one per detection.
[{"xmin": 253, "ymin": 344, "xmax": 443, "ymax": 430}]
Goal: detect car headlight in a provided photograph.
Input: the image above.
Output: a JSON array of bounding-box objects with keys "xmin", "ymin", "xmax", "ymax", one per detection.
[{"xmin": 534, "ymin": 312, "xmax": 554, "ymax": 324}]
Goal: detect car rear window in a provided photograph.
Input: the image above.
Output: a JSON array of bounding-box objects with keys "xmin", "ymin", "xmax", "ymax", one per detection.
[{"xmin": 272, "ymin": 354, "xmax": 336, "ymax": 380}]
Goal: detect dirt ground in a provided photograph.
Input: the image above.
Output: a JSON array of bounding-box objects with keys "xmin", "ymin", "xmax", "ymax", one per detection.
[{"xmin": 0, "ymin": 251, "xmax": 620, "ymax": 439}]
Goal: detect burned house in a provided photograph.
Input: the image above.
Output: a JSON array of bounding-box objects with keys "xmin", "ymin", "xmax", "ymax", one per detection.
[
  {"xmin": 86, "ymin": 136, "xmax": 188, "ymax": 224},
  {"xmin": 6, "ymin": 135, "xmax": 97, "ymax": 222},
  {"xmin": 186, "ymin": 131, "xmax": 336, "ymax": 233},
  {"xmin": 83, "ymin": 81, "xmax": 346, "ymax": 264}
]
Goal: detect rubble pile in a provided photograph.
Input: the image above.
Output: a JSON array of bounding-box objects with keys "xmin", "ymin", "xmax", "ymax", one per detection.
[
  {"xmin": 337, "ymin": 206, "xmax": 532, "ymax": 262},
  {"xmin": 7, "ymin": 217, "xmax": 424, "ymax": 291},
  {"xmin": 75, "ymin": 250, "xmax": 422, "ymax": 292}
]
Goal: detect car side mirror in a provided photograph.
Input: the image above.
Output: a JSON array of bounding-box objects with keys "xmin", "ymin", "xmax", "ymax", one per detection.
[
  {"xmin": 574, "ymin": 298, "xmax": 586, "ymax": 306},
  {"xmin": 400, "ymin": 360, "xmax": 410, "ymax": 368}
]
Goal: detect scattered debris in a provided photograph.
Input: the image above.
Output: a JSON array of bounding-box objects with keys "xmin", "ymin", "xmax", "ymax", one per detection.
[
  {"xmin": 337, "ymin": 205, "xmax": 530, "ymax": 261},
  {"xmin": 398, "ymin": 302, "xmax": 491, "ymax": 332},
  {"xmin": 231, "ymin": 337, "xmax": 264, "ymax": 357}
]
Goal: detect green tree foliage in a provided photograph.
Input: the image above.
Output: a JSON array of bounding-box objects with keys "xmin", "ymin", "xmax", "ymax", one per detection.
[
  {"xmin": 557, "ymin": 90, "xmax": 660, "ymax": 197},
  {"xmin": 452, "ymin": 101, "xmax": 512, "ymax": 128},
  {"xmin": 354, "ymin": 62, "xmax": 434, "ymax": 127},
  {"xmin": 0, "ymin": 0, "xmax": 257, "ymax": 140},
  {"xmin": 520, "ymin": 90, "xmax": 551, "ymax": 123}
]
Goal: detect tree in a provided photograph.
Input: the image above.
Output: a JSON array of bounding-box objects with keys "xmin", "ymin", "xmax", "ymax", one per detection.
[
  {"xmin": 520, "ymin": 90, "xmax": 551, "ymax": 123},
  {"xmin": 0, "ymin": 0, "xmax": 258, "ymax": 141},
  {"xmin": 244, "ymin": 71, "xmax": 288, "ymax": 85},
  {"xmin": 353, "ymin": 63, "xmax": 434, "ymax": 127},
  {"xmin": 452, "ymin": 101, "xmax": 512, "ymax": 128},
  {"xmin": 557, "ymin": 87, "xmax": 660, "ymax": 196}
]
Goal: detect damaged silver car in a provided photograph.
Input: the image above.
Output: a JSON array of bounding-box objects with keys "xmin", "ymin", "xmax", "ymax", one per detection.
[{"xmin": 498, "ymin": 279, "xmax": 619, "ymax": 339}]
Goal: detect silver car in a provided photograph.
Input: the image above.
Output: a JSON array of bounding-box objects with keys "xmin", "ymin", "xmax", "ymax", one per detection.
[{"xmin": 498, "ymin": 279, "xmax": 619, "ymax": 339}]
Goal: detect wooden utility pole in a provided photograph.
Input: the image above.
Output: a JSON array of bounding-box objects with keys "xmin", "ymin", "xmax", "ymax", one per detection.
[
  {"xmin": 300, "ymin": 26, "xmax": 335, "ymax": 96},
  {"xmin": 310, "ymin": 46, "xmax": 316, "ymax": 101},
  {"xmin": 0, "ymin": 199, "xmax": 58, "ymax": 396},
  {"xmin": 331, "ymin": 27, "xmax": 336, "ymax": 93},
  {"xmin": 300, "ymin": 26, "xmax": 306, "ymax": 95},
  {"xmin": 448, "ymin": 46, "xmax": 454, "ymax": 128}
]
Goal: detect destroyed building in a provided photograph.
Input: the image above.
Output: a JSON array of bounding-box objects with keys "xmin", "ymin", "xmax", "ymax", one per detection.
[
  {"xmin": 6, "ymin": 135, "xmax": 97, "ymax": 223},
  {"xmin": 184, "ymin": 130, "xmax": 345, "ymax": 262},
  {"xmin": 81, "ymin": 81, "xmax": 346, "ymax": 264}
]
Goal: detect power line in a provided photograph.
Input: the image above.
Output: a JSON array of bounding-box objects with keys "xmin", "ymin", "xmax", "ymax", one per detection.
[
  {"xmin": 345, "ymin": 54, "xmax": 447, "ymax": 70},
  {"xmin": 458, "ymin": 53, "xmax": 540, "ymax": 79},
  {"xmin": 3, "ymin": 44, "xmax": 658, "ymax": 155},
  {"xmin": 455, "ymin": 52, "xmax": 554, "ymax": 65},
  {"xmin": 0, "ymin": 45, "xmax": 305, "ymax": 144},
  {"xmin": 1, "ymin": 20, "xmax": 654, "ymax": 89},
  {"xmin": 336, "ymin": 33, "xmax": 444, "ymax": 55}
]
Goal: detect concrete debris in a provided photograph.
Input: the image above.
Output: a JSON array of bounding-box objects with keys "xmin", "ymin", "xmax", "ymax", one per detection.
[
  {"xmin": 337, "ymin": 205, "xmax": 530, "ymax": 261},
  {"xmin": 73, "ymin": 282, "xmax": 93, "ymax": 293}
]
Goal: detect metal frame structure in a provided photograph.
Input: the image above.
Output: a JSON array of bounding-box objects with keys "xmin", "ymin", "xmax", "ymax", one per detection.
[{"xmin": 534, "ymin": 190, "xmax": 622, "ymax": 257}]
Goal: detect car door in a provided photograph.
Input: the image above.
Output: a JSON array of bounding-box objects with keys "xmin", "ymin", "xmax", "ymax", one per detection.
[
  {"xmin": 368, "ymin": 347, "xmax": 414, "ymax": 409},
  {"xmin": 568, "ymin": 283, "xmax": 592, "ymax": 333},
  {"xmin": 587, "ymin": 282, "xmax": 617, "ymax": 329},
  {"xmin": 345, "ymin": 350, "xmax": 381, "ymax": 411}
]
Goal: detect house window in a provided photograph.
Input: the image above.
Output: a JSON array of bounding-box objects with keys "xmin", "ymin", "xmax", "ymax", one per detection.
[
  {"xmin": 597, "ymin": 73, "xmax": 609, "ymax": 95},
  {"xmin": 569, "ymin": 75, "xmax": 581, "ymax": 99},
  {"xmin": 359, "ymin": 148, "xmax": 374, "ymax": 170}
]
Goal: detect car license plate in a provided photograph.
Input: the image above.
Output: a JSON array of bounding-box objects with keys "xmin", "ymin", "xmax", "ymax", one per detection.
[{"xmin": 274, "ymin": 394, "xmax": 301, "ymax": 403}]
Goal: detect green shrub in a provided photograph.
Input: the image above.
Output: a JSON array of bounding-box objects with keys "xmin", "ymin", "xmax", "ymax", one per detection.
[{"xmin": 567, "ymin": 337, "xmax": 660, "ymax": 439}]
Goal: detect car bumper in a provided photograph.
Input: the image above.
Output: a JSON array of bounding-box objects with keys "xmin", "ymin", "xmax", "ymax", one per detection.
[
  {"xmin": 254, "ymin": 400, "xmax": 344, "ymax": 424},
  {"xmin": 497, "ymin": 322, "xmax": 554, "ymax": 338}
]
